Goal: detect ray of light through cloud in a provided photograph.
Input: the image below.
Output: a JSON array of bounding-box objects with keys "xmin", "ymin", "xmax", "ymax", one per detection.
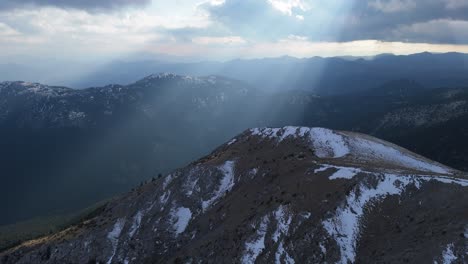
[{"xmin": 1, "ymin": 0, "xmax": 468, "ymax": 84}]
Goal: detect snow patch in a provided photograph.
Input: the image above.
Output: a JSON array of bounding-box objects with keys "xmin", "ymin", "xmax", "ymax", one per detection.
[
  {"xmin": 128, "ymin": 211, "xmax": 143, "ymax": 238},
  {"xmin": 275, "ymin": 241, "xmax": 295, "ymax": 264},
  {"xmin": 301, "ymin": 212, "xmax": 312, "ymax": 219},
  {"xmin": 202, "ymin": 161, "xmax": 235, "ymax": 211},
  {"xmin": 329, "ymin": 167, "xmax": 362, "ymax": 180},
  {"xmin": 184, "ymin": 170, "xmax": 199, "ymax": 196},
  {"xmin": 316, "ymin": 164, "xmax": 465, "ymax": 187},
  {"xmin": 322, "ymin": 174, "xmax": 413, "ymax": 264},
  {"xmin": 163, "ymin": 174, "xmax": 173, "ymax": 189},
  {"xmin": 68, "ymin": 111, "xmax": 86, "ymax": 121},
  {"xmin": 420, "ymin": 175, "xmax": 468, "ymax": 187},
  {"xmin": 319, "ymin": 242, "xmax": 327, "ymax": 255},
  {"xmin": 159, "ymin": 190, "xmax": 171, "ymax": 206},
  {"xmin": 278, "ymin": 127, "xmax": 301, "ymax": 141},
  {"xmin": 309, "ymin": 128, "xmax": 350, "ymax": 158},
  {"xmin": 107, "ymin": 218, "xmax": 125, "ymax": 264},
  {"xmin": 250, "ymin": 127, "xmax": 452, "ymax": 174},
  {"xmin": 314, "ymin": 164, "xmax": 361, "ymax": 180},
  {"xmin": 439, "ymin": 243, "xmax": 457, "ymax": 264},
  {"xmin": 249, "ymin": 126, "xmax": 350, "ymax": 159},
  {"xmin": 242, "ymin": 216, "xmax": 269, "ymax": 263},
  {"xmin": 227, "ymin": 138, "xmax": 237, "ymax": 145},
  {"xmin": 272, "ymin": 206, "xmax": 292, "ymax": 243},
  {"xmin": 350, "ymin": 137, "xmax": 450, "ymax": 174},
  {"xmin": 314, "ymin": 165, "xmax": 332, "ymax": 173},
  {"xmin": 171, "ymin": 207, "xmax": 192, "ymax": 235},
  {"xmin": 249, "ymin": 168, "xmax": 258, "ymax": 176}
]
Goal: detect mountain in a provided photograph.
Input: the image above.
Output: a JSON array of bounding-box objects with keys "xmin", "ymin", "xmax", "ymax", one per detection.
[
  {"xmin": 1, "ymin": 127, "xmax": 466, "ymax": 263},
  {"xmin": 5, "ymin": 52, "xmax": 468, "ymax": 95},
  {"xmin": 2, "ymin": 74, "xmax": 468, "ymax": 228},
  {"xmin": 0, "ymin": 74, "xmax": 260, "ymax": 225}
]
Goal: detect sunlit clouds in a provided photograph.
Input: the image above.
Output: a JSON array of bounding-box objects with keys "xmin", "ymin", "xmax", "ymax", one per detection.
[{"xmin": 1, "ymin": 0, "xmax": 468, "ymax": 62}]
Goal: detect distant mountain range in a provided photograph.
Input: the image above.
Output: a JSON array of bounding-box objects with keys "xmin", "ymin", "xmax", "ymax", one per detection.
[
  {"xmin": 2, "ymin": 52, "xmax": 468, "ymax": 94},
  {"xmin": 2, "ymin": 127, "xmax": 467, "ymax": 263},
  {"xmin": 1, "ymin": 72, "xmax": 468, "ymax": 231}
]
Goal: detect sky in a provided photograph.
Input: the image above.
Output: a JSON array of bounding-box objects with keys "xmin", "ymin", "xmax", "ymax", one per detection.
[{"xmin": 2, "ymin": 0, "xmax": 468, "ymax": 62}]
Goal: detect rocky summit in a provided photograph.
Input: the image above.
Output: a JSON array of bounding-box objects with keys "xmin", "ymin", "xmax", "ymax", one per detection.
[{"xmin": 1, "ymin": 127, "xmax": 467, "ymax": 264}]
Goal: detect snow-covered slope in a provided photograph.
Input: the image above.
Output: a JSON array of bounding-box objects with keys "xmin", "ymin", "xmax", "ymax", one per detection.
[
  {"xmin": 251, "ymin": 127, "xmax": 453, "ymax": 175},
  {"xmin": 2, "ymin": 127, "xmax": 467, "ymax": 264}
]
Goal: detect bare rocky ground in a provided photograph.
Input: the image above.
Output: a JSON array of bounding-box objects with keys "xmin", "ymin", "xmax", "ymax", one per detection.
[{"xmin": 1, "ymin": 127, "xmax": 467, "ymax": 264}]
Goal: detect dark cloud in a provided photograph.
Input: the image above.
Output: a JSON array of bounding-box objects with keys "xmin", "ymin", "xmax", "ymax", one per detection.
[
  {"xmin": 0, "ymin": 0, "xmax": 151, "ymax": 11},
  {"xmin": 201, "ymin": 0, "xmax": 468, "ymax": 44},
  {"xmin": 339, "ymin": 0, "xmax": 468, "ymax": 43}
]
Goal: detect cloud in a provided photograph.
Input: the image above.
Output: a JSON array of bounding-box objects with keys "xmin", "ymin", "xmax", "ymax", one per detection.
[
  {"xmin": 0, "ymin": 6, "xmax": 207, "ymax": 60},
  {"xmin": 192, "ymin": 36, "xmax": 247, "ymax": 45},
  {"xmin": 267, "ymin": 0, "xmax": 310, "ymax": 16},
  {"xmin": 368, "ymin": 0, "xmax": 417, "ymax": 13},
  {"xmin": 3, "ymin": 0, "xmax": 468, "ymax": 62},
  {"xmin": 392, "ymin": 19, "xmax": 468, "ymax": 43},
  {"xmin": 445, "ymin": 0, "xmax": 468, "ymax": 9},
  {"xmin": 0, "ymin": 0, "xmax": 151, "ymax": 11},
  {"xmin": 199, "ymin": 0, "xmax": 327, "ymax": 41},
  {"xmin": 200, "ymin": 0, "xmax": 468, "ymax": 44},
  {"xmin": 0, "ymin": 22, "xmax": 20, "ymax": 36}
]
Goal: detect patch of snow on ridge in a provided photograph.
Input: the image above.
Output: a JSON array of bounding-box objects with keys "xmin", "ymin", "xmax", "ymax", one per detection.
[
  {"xmin": 202, "ymin": 161, "xmax": 236, "ymax": 211},
  {"xmin": 172, "ymin": 207, "xmax": 192, "ymax": 235},
  {"xmin": 159, "ymin": 190, "xmax": 170, "ymax": 206},
  {"xmin": 419, "ymin": 175, "xmax": 468, "ymax": 187},
  {"xmin": 250, "ymin": 127, "xmax": 306, "ymax": 142},
  {"xmin": 272, "ymin": 206, "xmax": 295, "ymax": 263},
  {"xmin": 322, "ymin": 174, "xmax": 412, "ymax": 264},
  {"xmin": 317, "ymin": 163, "xmax": 467, "ymax": 187},
  {"xmin": 329, "ymin": 167, "xmax": 362, "ymax": 180},
  {"xmin": 250, "ymin": 127, "xmax": 451, "ymax": 174},
  {"xmin": 128, "ymin": 211, "xmax": 143, "ymax": 238},
  {"xmin": 163, "ymin": 174, "xmax": 173, "ymax": 189},
  {"xmin": 250, "ymin": 127, "xmax": 350, "ymax": 158},
  {"xmin": 349, "ymin": 137, "xmax": 450, "ymax": 174},
  {"xmin": 313, "ymin": 164, "xmax": 361, "ymax": 180},
  {"xmin": 278, "ymin": 126, "xmax": 302, "ymax": 141},
  {"xmin": 107, "ymin": 218, "xmax": 125, "ymax": 264},
  {"xmin": 309, "ymin": 128, "xmax": 350, "ymax": 158},
  {"xmin": 183, "ymin": 169, "xmax": 199, "ymax": 196},
  {"xmin": 227, "ymin": 138, "xmax": 237, "ymax": 145},
  {"xmin": 242, "ymin": 216, "xmax": 269, "ymax": 264},
  {"xmin": 250, "ymin": 128, "xmax": 281, "ymax": 139}
]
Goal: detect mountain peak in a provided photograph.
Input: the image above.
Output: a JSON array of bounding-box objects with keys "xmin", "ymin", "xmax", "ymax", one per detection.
[
  {"xmin": 2, "ymin": 127, "xmax": 467, "ymax": 264},
  {"xmin": 244, "ymin": 126, "xmax": 453, "ymax": 175},
  {"xmin": 137, "ymin": 73, "xmax": 232, "ymax": 86},
  {"xmin": 0, "ymin": 81, "xmax": 72, "ymax": 97}
]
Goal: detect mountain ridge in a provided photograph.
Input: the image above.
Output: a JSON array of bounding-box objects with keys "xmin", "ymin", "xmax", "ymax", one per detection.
[
  {"xmin": 3, "ymin": 52, "xmax": 468, "ymax": 93},
  {"xmin": 2, "ymin": 73, "xmax": 468, "ymax": 228},
  {"xmin": 2, "ymin": 127, "xmax": 467, "ymax": 264}
]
